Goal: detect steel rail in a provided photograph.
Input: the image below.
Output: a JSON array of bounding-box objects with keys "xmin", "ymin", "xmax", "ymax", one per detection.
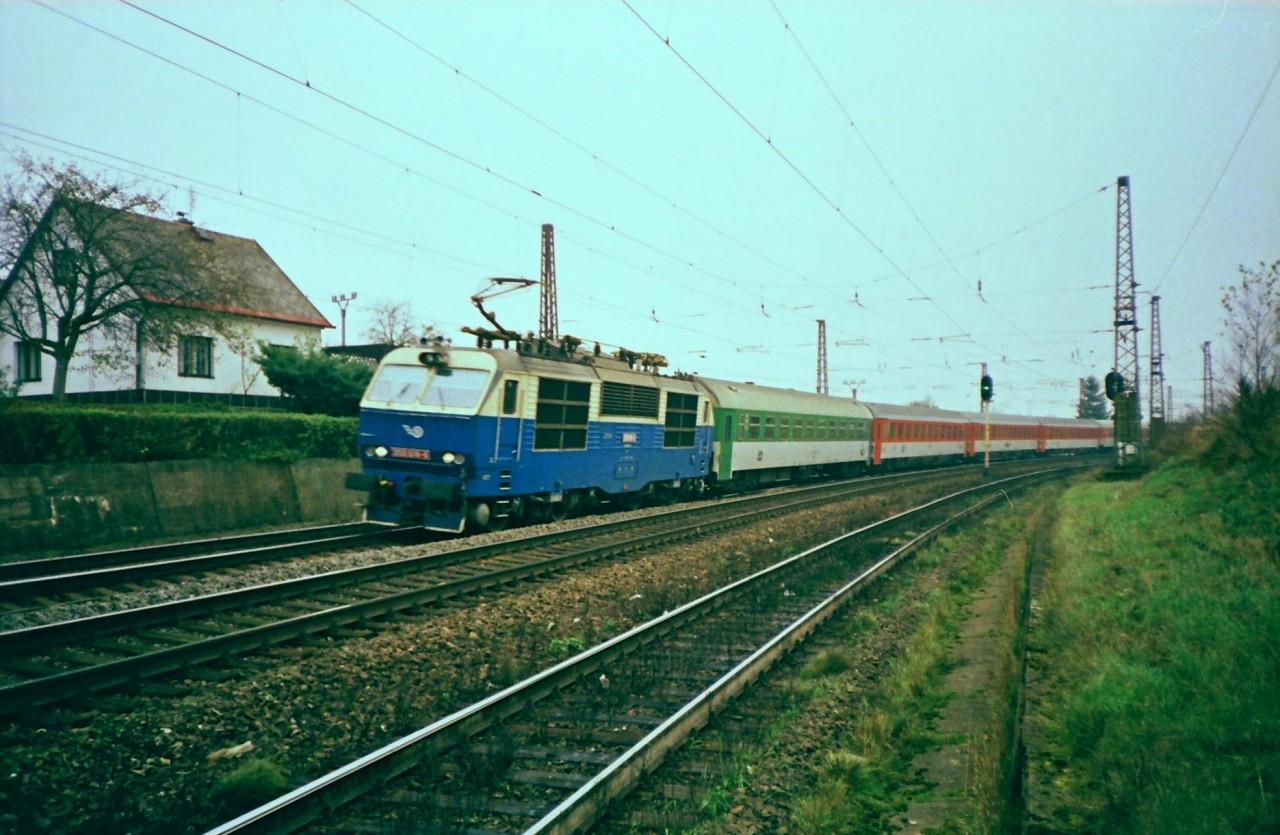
[
  {"xmin": 0, "ymin": 526, "xmax": 414, "ymax": 603},
  {"xmin": 0, "ymin": 466, "xmax": 1000, "ymax": 716},
  {"xmin": 0, "ymin": 522, "xmax": 382, "ymax": 581},
  {"xmin": 202, "ymin": 467, "xmax": 1065, "ymax": 834}
]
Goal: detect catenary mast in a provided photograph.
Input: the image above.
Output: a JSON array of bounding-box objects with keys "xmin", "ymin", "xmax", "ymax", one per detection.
[{"xmin": 1112, "ymin": 176, "xmax": 1142, "ymax": 467}]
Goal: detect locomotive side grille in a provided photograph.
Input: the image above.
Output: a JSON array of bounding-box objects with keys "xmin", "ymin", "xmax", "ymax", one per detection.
[{"xmin": 600, "ymin": 381, "xmax": 660, "ymax": 418}]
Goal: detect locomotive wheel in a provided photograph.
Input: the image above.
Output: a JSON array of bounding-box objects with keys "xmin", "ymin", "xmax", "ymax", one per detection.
[
  {"xmin": 548, "ymin": 499, "xmax": 569, "ymax": 522},
  {"xmin": 468, "ymin": 500, "xmax": 509, "ymax": 533},
  {"xmin": 617, "ymin": 491, "xmax": 644, "ymax": 511}
]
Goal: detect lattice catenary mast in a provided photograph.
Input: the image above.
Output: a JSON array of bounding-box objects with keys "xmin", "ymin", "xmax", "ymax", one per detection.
[
  {"xmin": 1203, "ymin": 341, "xmax": 1215, "ymax": 415},
  {"xmin": 539, "ymin": 223, "xmax": 558, "ymax": 340},
  {"xmin": 1112, "ymin": 175, "xmax": 1142, "ymax": 467},
  {"xmin": 816, "ymin": 319, "xmax": 828, "ymax": 395},
  {"xmin": 1149, "ymin": 294, "xmax": 1165, "ymax": 426}
]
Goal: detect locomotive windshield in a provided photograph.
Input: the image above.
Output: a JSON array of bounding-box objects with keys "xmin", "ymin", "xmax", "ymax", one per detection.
[{"xmin": 366, "ymin": 365, "xmax": 491, "ymax": 410}]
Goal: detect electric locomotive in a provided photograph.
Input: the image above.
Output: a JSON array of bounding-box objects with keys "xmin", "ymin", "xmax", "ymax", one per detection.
[{"xmin": 346, "ymin": 338, "xmax": 713, "ymax": 532}]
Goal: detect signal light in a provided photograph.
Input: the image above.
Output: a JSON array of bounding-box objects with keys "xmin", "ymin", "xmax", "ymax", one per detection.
[
  {"xmin": 1105, "ymin": 370, "xmax": 1124, "ymax": 401},
  {"xmin": 980, "ymin": 374, "xmax": 994, "ymax": 403}
]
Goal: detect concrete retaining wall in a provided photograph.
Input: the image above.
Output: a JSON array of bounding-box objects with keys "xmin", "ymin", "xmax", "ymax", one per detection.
[{"xmin": 0, "ymin": 459, "xmax": 364, "ymax": 556}]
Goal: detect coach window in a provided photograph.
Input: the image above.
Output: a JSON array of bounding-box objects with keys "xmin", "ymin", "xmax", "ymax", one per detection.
[
  {"xmin": 748, "ymin": 415, "xmax": 761, "ymax": 441},
  {"xmin": 502, "ymin": 380, "xmax": 520, "ymax": 415},
  {"xmin": 736, "ymin": 413, "xmax": 746, "ymax": 441},
  {"xmin": 764, "ymin": 416, "xmax": 776, "ymax": 441},
  {"xmin": 779, "ymin": 417, "xmax": 790, "ymax": 439}
]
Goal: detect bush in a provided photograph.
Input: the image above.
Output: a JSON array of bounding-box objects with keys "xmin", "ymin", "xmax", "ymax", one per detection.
[
  {"xmin": 255, "ymin": 345, "xmax": 372, "ymax": 416},
  {"xmin": 0, "ymin": 402, "xmax": 356, "ymax": 464}
]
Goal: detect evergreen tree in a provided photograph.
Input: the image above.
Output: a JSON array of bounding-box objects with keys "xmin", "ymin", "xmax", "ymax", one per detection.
[{"xmin": 1077, "ymin": 375, "xmax": 1109, "ymax": 419}]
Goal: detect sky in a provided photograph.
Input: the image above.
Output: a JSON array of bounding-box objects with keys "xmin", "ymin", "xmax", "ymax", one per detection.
[{"xmin": 2, "ymin": 0, "xmax": 1277, "ymax": 418}]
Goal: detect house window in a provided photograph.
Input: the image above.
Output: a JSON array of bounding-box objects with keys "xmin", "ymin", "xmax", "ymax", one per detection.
[
  {"xmin": 15, "ymin": 341, "xmax": 42, "ymax": 382},
  {"xmin": 179, "ymin": 335, "xmax": 214, "ymax": 378}
]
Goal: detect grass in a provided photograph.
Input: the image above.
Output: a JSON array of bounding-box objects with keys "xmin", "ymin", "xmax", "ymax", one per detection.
[
  {"xmin": 210, "ymin": 758, "xmax": 288, "ymax": 815},
  {"xmin": 1032, "ymin": 449, "xmax": 1280, "ymax": 833}
]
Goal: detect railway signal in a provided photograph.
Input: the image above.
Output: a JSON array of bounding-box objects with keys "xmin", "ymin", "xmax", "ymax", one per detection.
[
  {"xmin": 1105, "ymin": 370, "xmax": 1124, "ymax": 401},
  {"xmin": 980, "ymin": 374, "xmax": 994, "ymax": 403}
]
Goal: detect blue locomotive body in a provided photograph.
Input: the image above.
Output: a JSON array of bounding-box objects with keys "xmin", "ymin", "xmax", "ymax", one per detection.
[{"xmin": 349, "ymin": 344, "xmax": 713, "ymax": 532}]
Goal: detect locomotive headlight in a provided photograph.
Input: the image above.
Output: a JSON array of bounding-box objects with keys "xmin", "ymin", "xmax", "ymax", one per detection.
[
  {"xmin": 367, "ymin": 445, "xmax": 389, "ymax": 458},
  {"xmin": 442, "ymin": 451, "xmax": 466, "ymax": 465}
]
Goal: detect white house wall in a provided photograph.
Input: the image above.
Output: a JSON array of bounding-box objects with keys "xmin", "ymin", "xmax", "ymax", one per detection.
[{"xmin": 2, "ymin": 317, "xmax": 322, "ymax": 399}]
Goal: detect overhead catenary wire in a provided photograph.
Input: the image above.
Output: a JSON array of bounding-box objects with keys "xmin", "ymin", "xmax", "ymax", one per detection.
[
  {"xmin": 12, "ymin": 0, "xmax": 1120, "ymax": 408},
  {"xmin": 623, "ymin": 0, "xmax": 1104, "ymax": 384},
  {"xmin": 28, "ymin": 0, "xmax": 820, "ymax": 331},
  {"xmin": 1152, "ymin": 50, "xmax": 1280, "ymax": 294}
]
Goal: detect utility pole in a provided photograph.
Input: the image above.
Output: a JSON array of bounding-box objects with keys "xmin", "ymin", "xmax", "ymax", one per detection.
[
  {"xmin": 539, "ymin": 223, "xmax": 558, "ymax": 340},
  {"xmin": 331, "ymin": 292, "xmax": 357, "ymax": 346},
  {"xmin": 1203, "ymin": 341, "xmax": 1215, "ymax": 415},
  {"xmin": 1111, "ymin": 175, "xmax": 1142, "ymax": 468},
  {"xmin": 816, "ymin": 319, "xmax": 828, "ymax": 395}
]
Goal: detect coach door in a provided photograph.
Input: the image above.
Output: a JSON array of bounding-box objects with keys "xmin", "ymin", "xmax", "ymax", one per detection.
[{"xmin": 495, "ymin": 379, "xmax": 522, "ymax": 462}]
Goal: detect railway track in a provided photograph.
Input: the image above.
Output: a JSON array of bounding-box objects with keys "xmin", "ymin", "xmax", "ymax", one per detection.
[
  {"xmin": 205, "ymin": 467, "xmax": 1067, "ymax": 834},
  {"xmin": 0, "ymin": 464, "xmax": 1023, "ymax": 718},
  {"xmin": 0, "ymin": 522, "xmax": 419, "ymax": 612}
]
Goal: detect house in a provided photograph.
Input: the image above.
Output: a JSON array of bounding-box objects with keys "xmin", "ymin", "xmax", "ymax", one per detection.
[{"xmin": 1, "ymin": 201, "xmax": 332, "ymax": 407}]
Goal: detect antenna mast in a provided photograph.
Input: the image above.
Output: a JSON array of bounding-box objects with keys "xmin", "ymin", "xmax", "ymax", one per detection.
[
  {"xmin": 539, "ymin": 223, "xmax": 558, "ymax": 340},
  {"xmin": 816, "ymin": 319, "xmax": 828, "ymax": 395}
]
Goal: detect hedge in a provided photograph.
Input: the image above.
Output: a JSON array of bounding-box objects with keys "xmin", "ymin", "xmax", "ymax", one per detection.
[{"xmin": 0, "ymin": 403, "xmax": 357, "ymax": 465}]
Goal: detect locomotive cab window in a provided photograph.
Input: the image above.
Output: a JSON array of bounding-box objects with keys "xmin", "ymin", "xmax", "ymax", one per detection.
[
  {"xmin": 422, "ymin": 368, "xmax": 490, "ymax": 410},
  {"xmin": 367, "ymin": 364, "xmax": 428, "ymax": 403}
]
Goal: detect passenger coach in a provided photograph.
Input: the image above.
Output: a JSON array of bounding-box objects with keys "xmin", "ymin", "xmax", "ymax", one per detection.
[{"xmin": 694, "ymin": 377, "xmax": 873, "ymax": 488}]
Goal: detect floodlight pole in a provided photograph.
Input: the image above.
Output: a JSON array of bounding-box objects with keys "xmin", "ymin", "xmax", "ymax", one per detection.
[{"xmin": 332, "ymin": 292, "xmax": 357, "ymax": 346}]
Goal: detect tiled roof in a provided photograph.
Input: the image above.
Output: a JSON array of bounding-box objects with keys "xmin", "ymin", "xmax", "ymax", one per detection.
[{"xmin": 120, "ymin": 212, "xmax": 333, "ymax": 329}]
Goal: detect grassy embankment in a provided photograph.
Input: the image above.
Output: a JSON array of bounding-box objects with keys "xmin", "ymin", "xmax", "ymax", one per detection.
[{"xmin": 1029, "ymin": 431, "xmax": 1280, "ymax": 833}]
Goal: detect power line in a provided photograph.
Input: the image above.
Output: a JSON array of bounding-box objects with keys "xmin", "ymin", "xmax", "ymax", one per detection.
[
  {"xmin": 341, "ymin": 0, "xmax": 834, "ymax": 299},
  {"xmin": 623, "ymin": 0, "xmax": 1101, "ymax": 384},
  {"xmin": 34, "ymin": 0, "xmax": 823, "ymax": 323},
  {"xmin": 1153, "ymin": 51, "xmax": 1280, "ymax": 294}
]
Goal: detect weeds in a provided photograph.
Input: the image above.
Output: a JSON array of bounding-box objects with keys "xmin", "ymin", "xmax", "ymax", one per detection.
[{"xmin": 211, "ymin": 758, "xmax": 287, "ymax": 815}]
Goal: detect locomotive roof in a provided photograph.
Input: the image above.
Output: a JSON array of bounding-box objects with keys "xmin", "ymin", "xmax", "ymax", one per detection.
[
  {"xmin": 377, "ymin": 345, "xmax": 702, "ymax": 392},
  {"xmin": 693, "ymin": 376, "xmax": 874, "ymax": 419}
]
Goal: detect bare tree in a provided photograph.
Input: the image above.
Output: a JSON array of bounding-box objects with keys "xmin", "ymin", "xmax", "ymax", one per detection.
[
  {"xmin": 1221, "ymin": 260, "xmax": 1280, "ymax": 389},
  {"xmin": 362, "ymin": 299, "xmax": 437, "ymax": 346},
  {"xmin": 1, "ymin": 156, "xmax": 247, "ymax": 399}
]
